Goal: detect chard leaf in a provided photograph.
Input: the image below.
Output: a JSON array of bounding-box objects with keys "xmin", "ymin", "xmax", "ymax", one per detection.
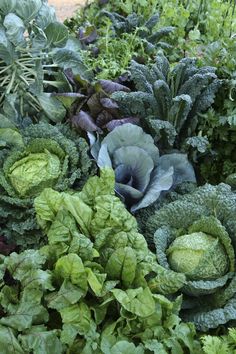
[
  {"xmin": 19, "ymin": 330, "xmax": 63, "ymax": 354},
  {"xmin": 60, "ymin": 303, "xmax": 97, "ymax": 345},
  {"xmin": 47, "ymin": 280, "xmax": 84, "ymax": 311},
  {"xmin": 0, "ymin": 299, "xmax": 47, "ymax": 331},
  {"xmin": 105, "ymin": 247, "xmax": 137, "ymax": 287},
  {"xmin": 0, "ymin": 325, "xmax": 24, "ymax": 354},
  {"xmin": 34, "ymin": 188, "xmax": 62, "ymax": 232},
  {"xmin": 78, "ymin": 168, "xmax": 115, "ymax": 207},
  {"xmin": 55, "ymin": 253, "xmax": 88, "ymax": 290},
  {"xmin": 111, "ymin": 287, "xmax": 155, "ymax": 317}
]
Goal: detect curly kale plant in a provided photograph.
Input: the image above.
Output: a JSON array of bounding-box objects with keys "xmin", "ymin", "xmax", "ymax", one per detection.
[
  {"xmin": 0, "ymin": 0, "xmax": 89, "ymax": 123},
  {"xmin": 0, "ymin": 169, "xmax": 202, "ymax": 353},
  {"xmin": 89, "ymin": 123, "xmax": 196, "ymax": 212},
  {"xmin": 0, "ymin": 122, "xmax": 93, "ymax": 249},
  {"xmin": 145, "ymin": 183, "xmax": 236, "ymax": 332},
  {"xmin": 112, "ymin": 54, "xmax": 221, "ymax": 152}
]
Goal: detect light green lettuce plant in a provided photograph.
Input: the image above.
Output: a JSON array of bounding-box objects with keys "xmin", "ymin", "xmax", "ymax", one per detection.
[{"xmin": 0, "ymin": 169, "xmax": 203, "ymax": 353}]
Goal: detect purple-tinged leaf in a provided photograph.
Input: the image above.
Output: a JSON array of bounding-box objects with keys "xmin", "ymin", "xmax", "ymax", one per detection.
[
  {"xmin": 96, "ymin": 111, "xmax": 114, "ymax": 127},
  {"xmin": 97, "ymin": 80, "xmax": 130, "ymax": 94},
  {"xmin": 78, "ymin": 26, "xmax": 98, "ymax": 44},
  {"xmin": 52, "ymin": 92, "xmax": 85, "ymax": 109},
  {"xmin": 100, "ymin": 98, "xmax": 119, "ymax": 110},
  {"xmin": 72, "ymin": 110, "xmax": 102, "ymax": 132},
  {"xmin": 64, "ymin": 69, "xmax": 76, "ymax": 85},
  {"xmin": 87, "ymin": 94, "xmax": 103, "ymax": 116},
  {"xmin": 0, "ymin": 236, "xmax": 16, "ymax": 255},
  {"xmin": 106, "ymin": 117, "xmax": 140, "ymax": 131}
]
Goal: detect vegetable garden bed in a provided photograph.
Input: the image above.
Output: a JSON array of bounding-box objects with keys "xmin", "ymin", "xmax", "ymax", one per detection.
[{"xmin": 0, "ymin": 0, "xmax": 236, "ymax": 352}]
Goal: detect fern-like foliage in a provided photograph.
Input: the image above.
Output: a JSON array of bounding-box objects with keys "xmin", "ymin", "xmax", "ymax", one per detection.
[{"xmin": 112, "ymin": 54, "xmax": 221, "ymax": 151}]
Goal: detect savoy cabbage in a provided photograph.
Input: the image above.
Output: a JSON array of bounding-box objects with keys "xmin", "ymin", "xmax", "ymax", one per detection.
[
  {"xmin": 0, "ymin": 122, "xmax": 93, "ymax": 249},
  {"xmin": 145, "ymin": 183, "xmax": 236, "ymax": 332}
]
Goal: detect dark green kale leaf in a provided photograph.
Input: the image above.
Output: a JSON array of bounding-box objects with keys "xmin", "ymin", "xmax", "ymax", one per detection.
[{"xmin": 112, "ymin": 54, "xmax": 221, "ymax": 152}]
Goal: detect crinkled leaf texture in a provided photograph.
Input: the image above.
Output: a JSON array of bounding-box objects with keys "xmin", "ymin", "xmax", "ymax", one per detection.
[
  {"xmin": 90, "ymin": 123, "xmax": 195, "ymax": 212},
  {"xmin": 112, "ymin": 54, "xmax": 220, "ymax": 150},
  {"xmin": 147, "ymin": 183, "xmax": 236, "ymax": 331},
  {"xmin": 0, "ymin": 122, "xmax": 93, "ymax": 250},
  {"xmin": 0, "ymin": 168, "xmax": 201, "ymax": 352}
]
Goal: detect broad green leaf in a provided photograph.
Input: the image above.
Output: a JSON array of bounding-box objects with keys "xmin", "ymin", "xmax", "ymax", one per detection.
[
  {"xmin": 86, "ymin": 269, "xmax": 106, "ymax": 296},
  {"xmin": 0, "ymin": 325, "xmax": 24, "ymax": 354},
  {"xmin": 111, "ymin": 287, "xmax": 155, "ymax": 317},
  {"xmin": 45, "ymin": 22, "xmax": 68, "ymax": 48},
  {"xmin": 55, "ymin": 253, "xmax": 88, "ymax": 291},
  {"xmin": 47, "ymin": 209, "xmax": 77, "ymax": 245},
  {"xmin": 36, "ymin": 93, "xmax": 66, "ymax": 122},
  {"xmin": 0, "ymin": 300, "xmax": 46, "ymax": 331},
  {"xmin": 34, "ymin": 188, "xmax": 62, "ymax": 232},
  {"xmin": 19, "ymin": 330, "xmax": 63, "ymax": 354},
  {"xmin": 79, "ymin": 168, "xmax": 115, "ymax": 206},
  {"xmin": 62, "ymin": 193, "xmax": 92, "ymax": 236},
  {"xmin": 60, "ymin": 303, "xmax": 96, "ymax": 345},
  {"xmin": 3, "ymin": 14, "xmax": 25, "ymax": 46},
  {"xmin": 110, "ymin": 341, "xmax": 144, "ymax": 354},
  {"xmin": 47, "ymin": 280, "xmax": 84, "ymax": 311},
  {"xmin": 15, "ymin": 0, "xmax": 42, "ymax": 22},
  {"xmin": 36, "ymin": 2, "xmax": 57, "ymax": 29},
  {"xmin": 0, "ymin": 0, "xmax": 16, "ymax": 15},
  {"xmin": 106, "ymin": 247, "xmax": 137, "ymax": 287},
  {"xmin": 0, "ymin": 28, "xmax": 15, "ymax": 64},
  {"xmin": 0, "ymin": 128, "xmax": 24, "ymax": 148}
]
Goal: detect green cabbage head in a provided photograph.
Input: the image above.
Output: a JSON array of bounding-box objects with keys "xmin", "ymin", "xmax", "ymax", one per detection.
[
  {"xmin": 0, "ymin": 122, "xmax": 93, "ymax": 248},
  {"xmin": 146, "ymin": 183, "xmax": 236, "ymax": 332}
]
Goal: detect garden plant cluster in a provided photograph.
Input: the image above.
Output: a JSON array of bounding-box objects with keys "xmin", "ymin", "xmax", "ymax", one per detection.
[{"xmin": 1, "ymin": 0, "xmax": 236, "ymax": 352}]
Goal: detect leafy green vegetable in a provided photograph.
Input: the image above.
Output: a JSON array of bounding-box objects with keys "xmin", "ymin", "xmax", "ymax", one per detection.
[
  {"xmin": 201, "ymin": 328, "xmax": 236, "ymax": 354},
  {"xmin": 112, "ymin": 54, "xmax": 220, "ymax": 152},
  {"xmin": 90, "ymin": 123, "xmax": 196, "ymax": 212},
  {"xmin": 145, "ymin": 183, "xmax": 236, "ymax": 331},
  {"xmin": 65, "ymin": 1, "xmax": 174, "ymax": 79},
  {"xmin": 0, "ymin": 168, "xmax": 203, "ymax": 352},
  {"xmin": 0, "ymin": 122, "xmax": 94, "ymax": 249},
  {"xmin": 0, "ymin": 0, "xmax": 89, "ymax": 124}
]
